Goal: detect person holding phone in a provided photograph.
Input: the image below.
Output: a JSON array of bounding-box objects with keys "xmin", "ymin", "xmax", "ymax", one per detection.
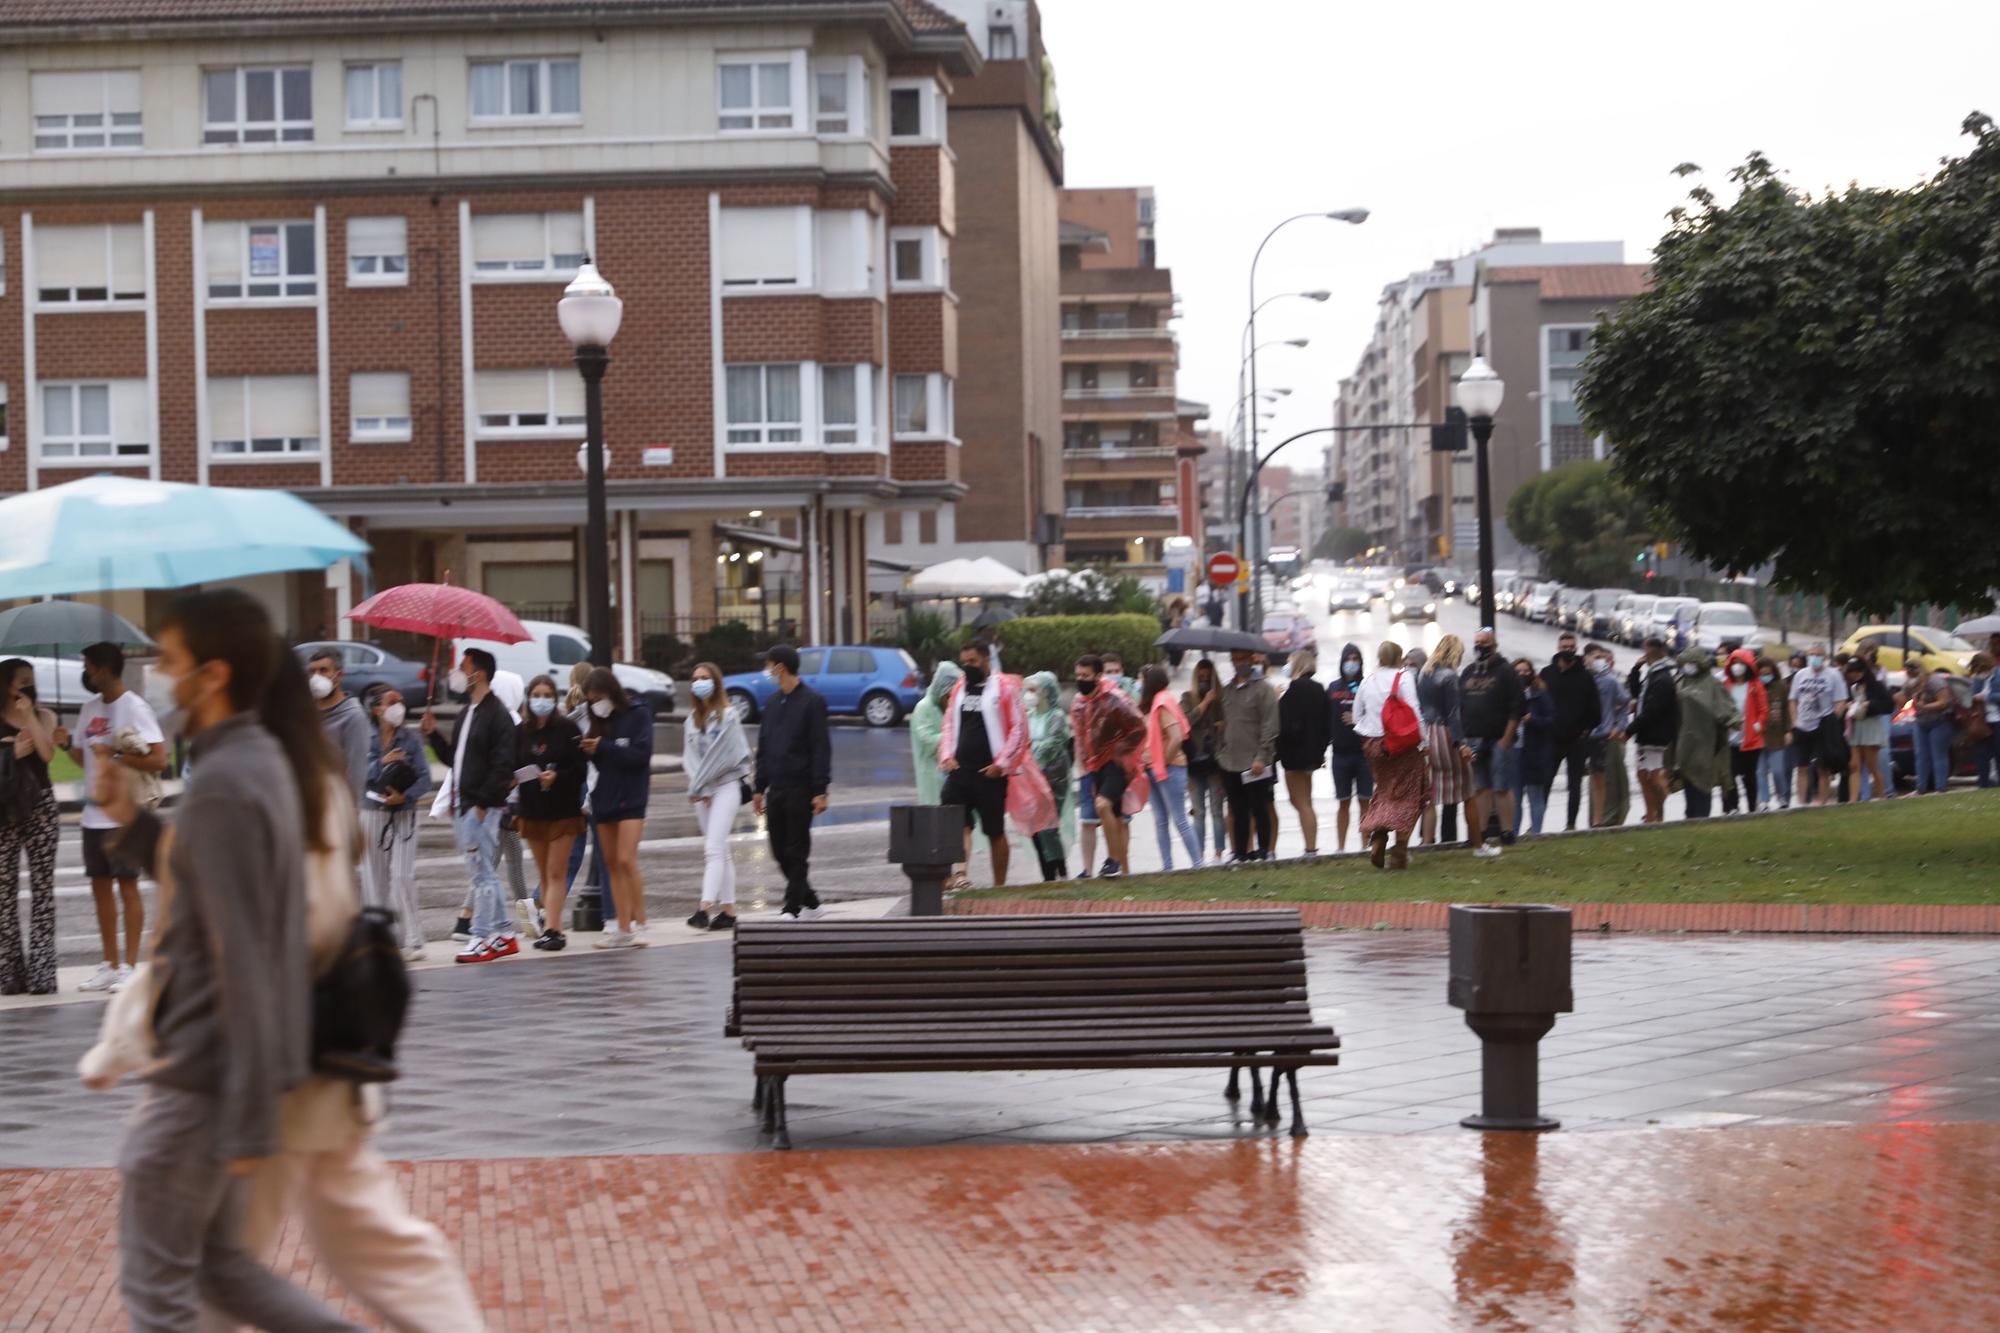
[{"xmin": 515, "ymin": 674, "xmax": 587, "ymax": 950}]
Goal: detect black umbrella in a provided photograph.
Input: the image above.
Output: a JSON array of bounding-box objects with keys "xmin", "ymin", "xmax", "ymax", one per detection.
[
  {"xmin": 0, "ymin": 600, "xmax": 153, "ymax": 710},
  {"xmin": 1155, "ymin": 625, "xmax": 1268, "ymax": 654},
  {"xmin": 971, "ymin": 604, "xmax": 1019, "ymax": 629}
]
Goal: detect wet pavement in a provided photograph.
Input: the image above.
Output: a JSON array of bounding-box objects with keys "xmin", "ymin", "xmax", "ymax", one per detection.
[{"xmin": 8, "ymin": 1125, "xmax": 1999, "ymax": 1329}]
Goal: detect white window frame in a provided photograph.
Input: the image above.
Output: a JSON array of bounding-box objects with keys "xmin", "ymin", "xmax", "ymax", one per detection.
[
  {"xmin": 717, "ymin": 52, "xmax": 805, "ymax": 134},
  {"xmin": 38, "ymin": 380, "xmax": 151, "ymax": 462},
  {"xmin": 32, "ymin": 223, "xmax": 146, "ymax": 308},
  {"xmin": 724, "ymin": 362, "xmax": 806, "ymax": 446},
  {"xmin": 207, "ymin": 219, "xmax": 319, "ymax": 303},
  {"xmin": 203, "ymin": 65, "xmax": 313, "ymax": 144},
  {"xmin": 812, "ymin": 56, "xmax": 867, "ymax": 137},
  {"xmin": 889, "ymin": 225, "xmax": 949, "ymax": 291},
  {"xmin": 0, "ymin": 383, "xmax": 9, "ymax": 452},
  {"xmin": 887, "ymin": 78, "xmax": 943, "ymax": 143},
  {"xmin": 474, "ymin": 369, "xmax": 586, "ymax": 438},
  {"xmin": 207, "ymin": 376, "xmax": 322, "ymax": 460},
  {"xmin": 467, "ymin": 56, "xmax": 581, "ymax": 125},
  {"xmin": 343, "ymin": 62, "xmax": 404, "ymax": 131},
  {"xmin": 718, "ymin": 206, "xmax": 813, "ymax": 291},
  {"xmin": 469, "ymin": 211, "xmax": 587, "ymax": 282},
  {"xmin": 893, "ymin": 371, "xmax": 956, "ymax": 442},
  {"xmin": 989, "ymin": 25, "xmax": 1020, "ymax": 60},
  {"xmin": 349, "ymin": 371, "xmax": 413, "ymax": 443},
  {"xmin": 31, "ymin": 70, "xmax": 143, "ymax": 152},
  {"xmin": 346, "ymin": 216, "xmax": 408, "ymax": 287}
]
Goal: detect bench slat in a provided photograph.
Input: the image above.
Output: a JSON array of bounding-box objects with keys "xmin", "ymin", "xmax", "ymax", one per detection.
[
  {"xmin": 736, "ymin": 988, "xmax": 1311, "ymax": 1013},
  {"xmin": 753, "ymin": 1054, "xmax": 1343, "ymax": 1075}
]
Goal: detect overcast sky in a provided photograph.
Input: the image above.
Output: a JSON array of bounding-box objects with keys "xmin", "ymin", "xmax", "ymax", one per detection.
[{"xmin": 1038, "ymin": 0, "xmax": 1999, "ymax": 474}]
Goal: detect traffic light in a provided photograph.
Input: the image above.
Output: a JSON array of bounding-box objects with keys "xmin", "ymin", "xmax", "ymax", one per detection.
[
  {"xmin": 1326, "ymin": 480, "xmax": 1346, "ymax": 503},
  {"xmin": 1430, "ymin": 406, "xmax": 1468, "ymax": 453}
]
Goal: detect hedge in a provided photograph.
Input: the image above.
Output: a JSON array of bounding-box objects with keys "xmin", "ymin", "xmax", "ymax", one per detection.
[{"xmin": 990, "ymin": 614, "xmax": 1162, "ymax": 678}]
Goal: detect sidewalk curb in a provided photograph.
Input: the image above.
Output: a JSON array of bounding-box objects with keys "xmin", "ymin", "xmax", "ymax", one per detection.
[{"xmin": 949, "ymin": 897, "xmax": 2000, "ymax": 936}]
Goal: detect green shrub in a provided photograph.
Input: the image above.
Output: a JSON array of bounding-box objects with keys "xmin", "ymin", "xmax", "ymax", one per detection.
[
  {"xmin": 640, "ymin": 633, "xmax": 692, "ymax": 675},
  {"xmin": 992, "ymin": 614, "xmax": 1161, "ymax": 677},
  {"xmin": 692, "ymin": 620, "xmax": 762, "ymax": 675},
  {"xmin": 885, "ymin": 608, "xmax": 964, "ymax": 675}
]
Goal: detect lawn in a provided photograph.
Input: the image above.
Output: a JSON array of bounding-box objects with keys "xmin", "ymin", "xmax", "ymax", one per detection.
[
  {"xmin": 964, "ymin": 790, "xmax": 2000, "ymax": 907},
  {"xmin": 48, "ymin": 750, "xmax": 82, "ymax": 785}
]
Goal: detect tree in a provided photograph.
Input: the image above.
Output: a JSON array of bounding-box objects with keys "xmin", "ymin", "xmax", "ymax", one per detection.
[
  {"xmin": 1312, "ymin": 526, "xmax": 1372, "ymax": 563},
  {"xmin": 1579, "ymin": 115, "xmax": 2000, "ymax": 611},
  {"xmin": 1505, "ymin": 461, "xmax": 1654, "ymax": 587},
  {"xmin": 1021, "ymin": 565, "xmax": 1157, "ymax": 618}
]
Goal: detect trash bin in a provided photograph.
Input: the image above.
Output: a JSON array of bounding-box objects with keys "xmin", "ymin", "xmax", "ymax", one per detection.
[
  {"xmin": 888, "ymin": 804, "xmax": 962, "ymax": 916},
  {"xmin": 1447, "ymin": 903, "xmax": 1573, "ymax": 1131}
]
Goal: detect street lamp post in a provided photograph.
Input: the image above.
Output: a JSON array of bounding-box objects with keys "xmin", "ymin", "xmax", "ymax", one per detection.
[
  {"xmin": 558, "ymin": 259, "xmax": 624, "ymax": 666},
  {"xmin": 1453, "ymin": 356, "xmax": 1506, "ymax": 629}
]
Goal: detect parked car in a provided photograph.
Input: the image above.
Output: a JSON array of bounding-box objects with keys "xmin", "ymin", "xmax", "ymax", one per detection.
[
  {"xmin": 454, "ymin": 620, "xmax": 676, "ymax": 714},
  {"xmin": 1692, "ymin": 602, "xmax": 1763, "ymax": 656},
  {"xmin": 16, "ymin": 656, "xmax": 88, "ymax": 715},
  {"xmin": 1888, "ymin": 677, "xmax": 1978, "ymax": 789},
  {"xmin": 722, "ymin": 645, "xmax": 922, "ymax": 727},
  {"xmin": 1261, "ymin": 612, "xmax": 1318, "ymax": 665},
  {"xmin": 293, "ymin": 640, "xmax": 431, "ymax": 704},
  {"xmin": 1839, "ymin": 625, "xmax": 1978, "ymax": 678},
  {"xmin": 1576, "ymin": 589, "xmax": 1629, "ymax": 639},
  {"xmin": 1612, "ymin": 594, "xmax": 1653, "ymax": 645},
  {"xmin": 1553, "ymin": 586, "xmax": 1586, "ymax": 629},
  {"xmin": 1523, "ymin": 583, "xmax": 1561, "ymax": 623},
  {"xmin": 1648, "ymin": 597, "xmax": 1701, "ymax": 649},
  {"xmin": 1388, "ymin": 589, "xmax": 1438, "ymax": 623},
  {"xmin": 1327, "ymin": 582, "xmax": 1371, "ymax": 615},
  {"xmin": 1498, "ymin": 574, "xmax": 1531, "ymax": 615}
]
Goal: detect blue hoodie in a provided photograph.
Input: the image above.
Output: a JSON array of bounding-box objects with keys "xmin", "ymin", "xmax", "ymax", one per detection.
[{"xmin": 1325, "ymin": 642, "xmax": 1365, "ymax": 755}]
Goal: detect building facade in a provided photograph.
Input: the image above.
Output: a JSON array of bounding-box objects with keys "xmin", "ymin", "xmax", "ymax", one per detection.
[{"xmin": 0, "ymin": 0, "xmax": 979, "ymax": 656}]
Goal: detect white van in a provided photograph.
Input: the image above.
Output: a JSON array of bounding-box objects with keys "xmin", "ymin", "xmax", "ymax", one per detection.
[{"xmin": 453, "ymin": 620, "xmax": 675, "ymax": 714}]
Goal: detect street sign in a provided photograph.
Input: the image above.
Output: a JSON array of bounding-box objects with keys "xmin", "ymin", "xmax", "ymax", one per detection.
[{"xmin": 1207, "ymin": 551, "xmax": 1241, "ymax": 586}]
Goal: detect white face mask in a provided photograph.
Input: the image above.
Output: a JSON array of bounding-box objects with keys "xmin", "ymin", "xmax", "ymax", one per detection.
[
  {"xmin": 382, "ymin": 702, "xmax": 407, "ymax": 728},
  {"xmin": 1729, "ymin": 664, "xmax": 1748, "ymax": 679},
  {"xmin": 690, "ymin": 678, "xmax": 716, "ymax": 700},
  {"xmin": 1588, "ymin": 659, "xmax": 1609, "ymax": 675},
  {"xmin": 447, "ymin": 668, "xmax": 470, "ymax": 695},
  {"xmin": 308, "ymin": 673, "xmax": 334, "ymax": 700},
  {"xmin": 590, "ymin": 698, "xmax": 614, "ymax": 719},
  {"xmin": 1683, "ymin": 664, "xmax": 1702, "ymax": 677},
  {"xmin": 143, "ymin": 666, "xmax": 185, "ymax": 733},
  {"xmin": 528, "ymin": 696, "xmax": 556, "ymax": 717}
]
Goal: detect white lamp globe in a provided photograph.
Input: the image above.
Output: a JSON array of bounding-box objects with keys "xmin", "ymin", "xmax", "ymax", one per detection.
[
  {"xmin": 558, "ymin": 260, "xmax": 624, "ymax": 348},
  {"xmin": 1454, "ymin": 356, "xmax": 1506, "ymax": 419}
]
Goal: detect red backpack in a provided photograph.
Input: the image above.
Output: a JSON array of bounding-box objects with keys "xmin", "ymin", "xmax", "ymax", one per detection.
[{"xmin": 1381, "ymin": 671, "xmax": 1421, "ymax": 755}]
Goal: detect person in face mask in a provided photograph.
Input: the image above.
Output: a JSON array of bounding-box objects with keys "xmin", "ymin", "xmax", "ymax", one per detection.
[
  {"xmin": 1785, "ymin": 643, "xmax": 1841, "ymax": 807},
  {"xmin": 1457, "ymin": 628, "xmax": 1527, "ymax": 854},
  {"xmin": 752, "ymin": 645, "xmax": 830, "ymax": 919},
  {"xmin": 421, "ymin": 648, "xmax": 521, "ymax": 963},
  {"xmin": 0, "ymin": 658, "xmax": 61, "ymax": 995},
  {"xmin": 1584, "ymin": 644, "xmax": 1632, "ymax": 827},
  {"xmin": 305, "ymin": 649, "xmax": 370, "ymax": 806},
  {"xmin": 940, "ymin": 638, "xmax": 1055, "ymax": 888},
  {"xmin": 1070, "ymin": 653, "xmax": 1149, "ymax": 876},
  {"xmin": 1179, "ymin": 658, "xmax": 1228, "ymax": 860},
  {"xmin": 909, "ymin": 659, "xmax": 962, "ymax": 809},
  {"xmin": 360, "ymin": 686, "xmax": 432, "ymax": 959},
  {"xmin": 1323, "ymin": 643, "xmax": 1373, "ymax": 853},
  {"xmin": 513, "ymin": 674, "xmax": 588, "ymax": 948},
  {"xmin": 1673, "ymin": 646, "xmax": 1738, "ymax": 819},
  {"xmin": 1753, "ymin": 656, "xmax": 1793, "ymax": 810},
  {"xmin": 680, "ymin": 661, "xmax": 751, "ymax": 931},
  {"xmin": 580, "ymin": 666, "xmax": 655, "ymax": 942},
  {"xmin": 1719, "ymin": 648, "xmax": 1768, "ymax": 815}
]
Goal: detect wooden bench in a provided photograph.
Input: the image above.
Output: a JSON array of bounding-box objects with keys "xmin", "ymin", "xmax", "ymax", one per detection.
[{"xmin": 725, "ymin": 909, "xmax": 1340, "ymax": 1149}]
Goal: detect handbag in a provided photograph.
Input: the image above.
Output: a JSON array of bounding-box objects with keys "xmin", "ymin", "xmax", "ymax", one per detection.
[
  {"xmin": 0, "ymin": 747, "xmax": 41, "ymax": 827},
  {"xmin": 1381, "ymin": 671, "xmax": 1422, "ymax": 756}
]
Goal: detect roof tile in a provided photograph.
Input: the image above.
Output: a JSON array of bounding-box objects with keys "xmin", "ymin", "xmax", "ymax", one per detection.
[{"xmin": 1483, "ymin": 264, "xmax": 1652, "ymax": 301}]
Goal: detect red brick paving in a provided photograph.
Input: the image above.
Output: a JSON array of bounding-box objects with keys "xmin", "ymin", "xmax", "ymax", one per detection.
[
  {"xmin": 954, "ymin": 896, "xmax": 2000, "ymax": 934},
  {"xmin": 6, "ymin": 1125, "xmax": 2000, "ymax": 1329}
]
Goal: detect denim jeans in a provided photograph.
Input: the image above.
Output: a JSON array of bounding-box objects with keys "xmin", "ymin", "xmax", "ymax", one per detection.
[
  {"xmin": 1510, "ymin": 769, "xmax": 1548, "ymax": 836},
  {"xmin": 1149, "ymin": 765, "xmax": 1202, "ymax": 870},
  {"xmin": 1977, "ymin": 733, "xmax": 2000, "ymax": 789},
  {"xmin": 1186, "ymin": 764, "xmax": 1228, "ymax": 858},
  {"xmin": 454, "ymin": 806, "xmax": 510, "ymax": 939},
  {"xmin": 1757, "ymin": 746, "xmax": 1793, "ymax": 808},
  {"xmin": 1915, "ymin": 721, "xmax": 1955, "ymax": 793}
]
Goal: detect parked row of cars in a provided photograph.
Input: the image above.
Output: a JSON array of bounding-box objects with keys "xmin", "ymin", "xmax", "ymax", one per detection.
[{"xmin": 1496, "ymin": 576, "xmax": 1765, "ymax": 654}]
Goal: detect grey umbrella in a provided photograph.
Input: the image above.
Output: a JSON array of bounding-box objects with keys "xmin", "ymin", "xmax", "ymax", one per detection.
[
  {"xmin": 971, "ymin": 604, "xmax": 1019, "ymax": 629},
  {"xmin": 0, "ymin": 600, "xmax": 153, "ymax": 709},
  {"xmin": 1953, "ymin": 614, "xmax": 2000, "ymax": 640},
  {"xmin": 1155, "ymin": 625, "xmax": 1269, "ymax": 654}
]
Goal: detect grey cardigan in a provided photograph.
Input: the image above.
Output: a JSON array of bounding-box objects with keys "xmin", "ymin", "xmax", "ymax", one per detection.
[
  {"xmin": 683, "ymin": 707, "xmax": 752, "ymax": 798},
  {"xmin": 1216, "ymin": 674, "xmax": 1281, "ymax": 772}
]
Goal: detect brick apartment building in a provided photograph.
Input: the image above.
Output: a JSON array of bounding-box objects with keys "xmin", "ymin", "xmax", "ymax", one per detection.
[
  {"xmin": 1057, "ymin": 185, "xmax": 1205, "ymax": 583},
  {"xmin": 0, "ymin": 0, "xmax": 983, "ymax": 657}
]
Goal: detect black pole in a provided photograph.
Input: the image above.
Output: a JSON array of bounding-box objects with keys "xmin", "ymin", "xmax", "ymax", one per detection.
[
  {"xmin": 577, "ymin": 343, "xmax": 613, "ymax": 667},
  {"xmin": 1471, "ymin": 414, "xmax": 1498, "ymax": 629}
]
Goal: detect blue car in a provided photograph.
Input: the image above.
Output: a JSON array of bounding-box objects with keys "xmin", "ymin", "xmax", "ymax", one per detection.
[{"xmin": 723, "ymin": 645, "xmax": 923, "ymax": 728}]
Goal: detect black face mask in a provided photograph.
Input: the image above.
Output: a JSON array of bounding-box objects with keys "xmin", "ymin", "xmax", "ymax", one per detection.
[
  {"xmin": 1556, "ymin": 650, "xmax": 1577, "ymax": 662},
  {"xmin": 1475, "ymin": 645, "xmax": 1496, "ymax": 661},
  {"xmin": 961, "ymin": 664, "xmax": 987, "ymax": 686},
  {"xmin": 1075, "ymin": 677, "xmax": 1098, "ymax": 696}
]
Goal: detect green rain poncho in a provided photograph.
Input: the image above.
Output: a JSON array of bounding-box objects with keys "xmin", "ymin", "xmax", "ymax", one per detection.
[
  {"xmin": 1026, "ymin": 670, "xmax": 1077, "ymax": 852},
  {"xmin": 910, "ymin": 660, "xmax": 962, "ymax": 805},
  {"xmin": 1672, "ymin": 647, "xmax": 1738, "ymax": 792}
]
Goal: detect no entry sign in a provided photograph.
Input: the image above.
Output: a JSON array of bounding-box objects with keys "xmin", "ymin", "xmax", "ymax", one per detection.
[{"xmin": 1207, "ymin": 551, "xmax": 1242, "ymax": 586}]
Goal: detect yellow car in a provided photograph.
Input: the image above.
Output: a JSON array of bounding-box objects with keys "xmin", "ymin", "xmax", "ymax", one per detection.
[{"xmin": 1838, "ymin": 625, "xmax": 1978, "ymax": 677}]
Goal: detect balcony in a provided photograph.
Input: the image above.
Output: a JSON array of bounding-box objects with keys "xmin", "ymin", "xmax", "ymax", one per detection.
[
  {"xmin": 1063, "ymin": 503, "xmax": 1182, "ymax": 540},
  {"xmin": 1060, "ymin": 331, "xmax": 1177, "ymax": 364},
  {"xmin": 1061, "ymin": 386, "xmax": 1178, "ymax": 421},
  {"xmin": 1062, "ymin": 446, "xmax": 1179, "ymax": 481},
  {"xmin": 1060, "ymin": 267, "xmax": 1175, "ymax": 304}
]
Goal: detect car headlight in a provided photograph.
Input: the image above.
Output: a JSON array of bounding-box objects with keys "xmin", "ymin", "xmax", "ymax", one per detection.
[
  {"xmin": 1391, "ymin": 602, "xmax": 1405, "ymax": 615},
  {"xmin": 1424, "ymin": 602, "xmax": 1437, "ymax": 614}
]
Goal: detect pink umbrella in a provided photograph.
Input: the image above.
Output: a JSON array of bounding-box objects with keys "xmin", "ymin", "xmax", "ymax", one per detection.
[{"xmin": 347, "ymin": 581, "xmax": 530, "ymax": 707}]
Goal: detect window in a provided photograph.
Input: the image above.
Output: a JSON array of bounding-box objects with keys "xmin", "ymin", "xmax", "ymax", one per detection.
[
  {"xmin": 469, "ymin": 57, "xmax": 580, "ymax": 122},
  {"xmin": 918, "ymin": 509, "xmax": 937, "ymax": 545},
  {"xmin": 474, "ymin": 369, "xmax": 586, "ymax": 435},
  {"xmin": 829, "ymin": 649, "xmax": 872, "ymax": 674},
  {"xmin": 882, "ymin": 510, "xmax": 903, "ymax": 544},
  {"xmin": 0, "ymin": 384, "xmax": 8, "ymax": 451},
  {"xmin": 205, "ymin": 220, "xmax": 317, "ymax": 300},
  {"xmin": 989, "ymin": 25, "xmax": 1019, "ymax": 59},
  {"xmin": 208, "ymin": 376, "xmax": 319, "ymax": 457},
  {"xmin": 40, "ymin": 381, "xmax": 149, "ymax": 460},
  {"xmin": 889, "ymin": 226, "xmax": 948, "ymax": 289},
  {"xmin": 346, "ymin": 216, "xmax": 407, "ymax": 285},
  {"xmin": 1095, "ymin": 307, "xmax": 1128, "ymax": 330},
  {"xmin": 821, "ymin": 364, "xmax": 871, "ymax": 445},
  {"xmin": 814, "ymin": 67, "xmax": 849, "ymax": 134},
  {"xmin": 344, "ymin": 62, "xmax": 402, "ymax": 129},
  {"xmin": 796, "ymin": 650, "xmax": 825, "ymax": 676},
  {"xmin": 204, "ymin": 66, "xmax": 312, "ymax": 144},
  {"xmin": 718, "ymin": 207, "xmax": 809, "ymax": 288},
  {"xmin": 725, "ymin": 364, "xmax": 802, "ymax": 444},
  {"xmin": 31, "ymin": 71, "xmax": 142, "ymax": 151},
  {"xmin": 887, "ymin": 79, "xmax": 942, "ymax": 141},
  {"xmin": 470, "ymin": 211, "xmax": 585, "ymax": 278},
  {"xmin": 814, "ymin": 209, "xmax": 873, "ymax": 295},
  {"xmin": 718, "ymin": 56, "xmax": 796, "ymax": 132},
  {"xmin": 550, "ymin": 634, "xmax": 588, "ymax": 666},
  {"xmin": 350, "ymin": 372, "xmax": 411, "ymax": 441},
  {"xmin": 894, "ymin": 372, "xmax": 954, "ymax": 439},
  {"xmin": 34, "ymin": 224, "xmax": 145, "ymax": 305}
]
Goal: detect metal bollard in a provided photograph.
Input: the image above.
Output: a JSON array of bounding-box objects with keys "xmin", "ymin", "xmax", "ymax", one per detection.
[
  {"xmin": 1447, "ymin": 903, "xmax": 1573, "ymax": 1132},
  {"xmin": 887, "ymin": 804, "xmax": 963, "ymax": 916}
]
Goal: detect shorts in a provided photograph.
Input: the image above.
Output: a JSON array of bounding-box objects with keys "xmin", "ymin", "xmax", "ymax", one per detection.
[
  {"xmin": 1791, "ymin": 726, "xmax": 1841, "ymax": 771},
  {"xmin": 942, "ymin": 767, "xmax": 1009, "ymax": 838},
  {"xmin": 1636, "ymin": 745, "xmax": 1670, "ymax": 773},
  {"xmin": 82, "ymin": 825, "xmax": 140, "ymax": 881},
  {"xmin": 1076, "ymin": 771, "xmax": 1098, "ymax": 826},
  {"xmin": 1586, "ymin": 738, "xmax": 1613, "ymax": 775},
  {"xmin": 1330, "ymin": 749, "xmax": 1375, "ymax": 801},
  {"xmin": 1467, "ymin": 738, "xmax": 1508, "ymax": 793},
  {"xmin": 1091, "ymin": 761, "xmax": 1130, "ymax": 816},
  {"xmin": 517, "ymin": 815, "xmax": 587, "ymax": 843}
]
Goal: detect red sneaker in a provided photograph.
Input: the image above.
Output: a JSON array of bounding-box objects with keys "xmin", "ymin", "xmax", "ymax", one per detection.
[{"xmin": 487, "ymin": 934, "xmax": 521, "ymax": 959}]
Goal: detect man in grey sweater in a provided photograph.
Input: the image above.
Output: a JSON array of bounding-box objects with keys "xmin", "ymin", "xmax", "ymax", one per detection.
[
  {"xmin": 307, "ymin": 646, "xmax": 371, "ymax": 802},
  {"xmin": 102, "ymin": 591, "xmax": 355, "ymax": 1332},
  {"xmin": 1217, "ymin": 648, "xmax": 1281, "ymax": 860}
]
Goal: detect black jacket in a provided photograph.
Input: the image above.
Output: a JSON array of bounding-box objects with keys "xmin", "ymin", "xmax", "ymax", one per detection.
[
  {"xmin": 431, "ymin": 691, "xmax": 516, "ymax": 812},
  {"xmin": 1545, "ymin": 655, "xmax": 1599, "ymax": 745},
  {"xmin": 515, "ymin": 714, "xmax": 587, "ymax": 821},
  {"xmin": 1276, "ymin": 673, "xmax": 1334, "ymax": 771},
  {"xmin": 1631, "ymin": 660, "xmax": 1681, "ymax": 747},
  {"xmin": 755, "ymin": 681, "xmax": 832, "ymax": 796}
]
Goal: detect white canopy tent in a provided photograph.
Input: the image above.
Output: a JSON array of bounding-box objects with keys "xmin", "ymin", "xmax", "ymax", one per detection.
[{"xmin": 905, "ymin": 557, "xmax": 1029, "ymax": 599}]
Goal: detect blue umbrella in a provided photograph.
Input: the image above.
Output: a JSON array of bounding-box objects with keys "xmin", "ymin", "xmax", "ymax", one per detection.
[{"xmin": 0, "ymin": 474, "xmax": 370, "ymax": 601}]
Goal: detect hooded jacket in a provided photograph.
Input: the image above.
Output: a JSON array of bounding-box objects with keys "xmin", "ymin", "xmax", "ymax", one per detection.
[
  {"xmin": 320, "ymin": 691, "xmax": 371, "ymax": 803},
  {"xmin": 941, "ymin": 671, "xmax": 1056, "ymax": 833},
  {"xmin": 1630, "ymin": 655, "xmax": 1680, "ymax": 748},
  {"xmin": 909, "ymin": 661, "xmax": 962, "ymax": 807},
  {"xmin": 1544, "ymin": 651, "xmax": 1599, "ymax": 746},
  {"xmin": 1276, "ymin": 668, "xmax": 1333, "ymax": 771},
  {"xmin": 1673, "ymin": 648, "xmax": 1738, "ymax": 789},
  {"xmin": 1724, "ymin": 648, "xmax": 1769, "ymax": 753},
  {"xmin": 1326, "ymin": 643, "xmax": 1366, "ymax": 756}
]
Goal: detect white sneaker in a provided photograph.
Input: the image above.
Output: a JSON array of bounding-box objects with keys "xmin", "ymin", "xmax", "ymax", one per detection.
[
  {"xmin": 1472, "ymin": 844, "xmax": 1504, "ymax": 859},
  {"xmin": 628, "ymin": 922, "xmax": 650, "ymax": 947},
  {"xmin": 403, "ymin": 946, "xmax": 428, "ymax": 963},
  {"xmin": 593, "ymin": 928, "xmax": 629, "ymax": 950},
  {"xmin": 798, "ymin": 906, "xmax": 827, "ymax": 922},
  {"xmin": 79, "ymin": 962, "xmax": 120, "ymax": 993},
  {"xmin": 515, "ymin": 898, "xmax": 543, "ymax": 936},
  {"xmin": 776, "ymin": 910, "xmax": 801, "ymax": 923},
  {"xmin": 113, "ymin": 964, "xmax": 136, "ymax": 991}
]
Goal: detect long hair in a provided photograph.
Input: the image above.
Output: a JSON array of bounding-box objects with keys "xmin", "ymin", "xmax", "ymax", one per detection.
[
  {"xmin": 565, "ymin": 661, "xmax": 592, "ymax": 713},
  {"xmin": 260, "ymin": 639, "xmax": 339, "ymax": 852},
  {"xmin": 1139, "ymin": 663, "xmax": 1170, "ymax": 710},
  {"xmin": 0, "ymin": 658, "xmax": 32, "ymax": 713},
  {"xmin": 583, "ymin": 666, "xmax": 628, "ymax": 736},
  {"xmin": 525, "ymin": 674, "xmax": 561, "ymax": 725},
  {"xmin": 1430, "ymin": 635, "xmax": 1465, "ymax": 673},
  {"xmin": 690, "ymin": 660, "xmax": 727, "ymax": 729}
]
